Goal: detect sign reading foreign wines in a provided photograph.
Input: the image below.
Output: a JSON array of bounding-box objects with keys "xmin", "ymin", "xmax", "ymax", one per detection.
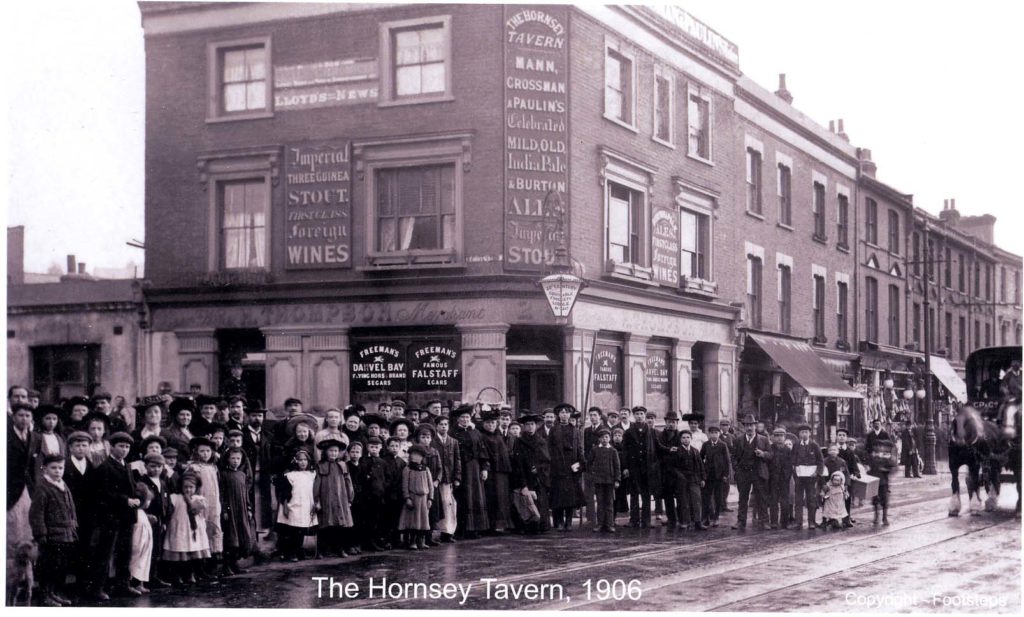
[
  {"xmin": 351, "ymin": 343, "xmax": 406, "ymax": 392},
  {"xmin": 503, "ymin": 5, "xmax": 570, "ymax": 272},
  {"xmin": 284, "ymin": 141, "xmax": 352, "ymax": 269},
  {"xmin": 593, "ymin": 345, "xmax": 622, "ymax": 394},
  {"xmin": 408, "ymin": 340, "xmax": 462, "ymax": 391}
]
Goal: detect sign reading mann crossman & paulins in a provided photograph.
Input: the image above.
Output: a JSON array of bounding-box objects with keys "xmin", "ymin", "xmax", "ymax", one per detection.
[
  {"xmin": 503, "ymin": 5, "xmax": 570, "ymax": 272},
  {"xmin": 284, "ymin": 141, "xmax": 352, "ymax": 269}
]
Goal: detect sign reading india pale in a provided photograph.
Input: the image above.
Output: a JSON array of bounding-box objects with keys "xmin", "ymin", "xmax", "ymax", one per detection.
[
  {"xmin": 593, "ymin": 345, "xmax": 622, "ymax": 394},
  {"xmin": 503, "ymin": 5, "xmax": 570, "ymax": 272},
  {"xmin": 284, "ymin": 142, "xmax": 352, "ymax": 270},
  {"xmin": 408, "ymin": 340, "xmax": 462, "ymax": 392},
  {"xmin": 351, "ymin": 342, "xmax": 406, "ymax": 392}
]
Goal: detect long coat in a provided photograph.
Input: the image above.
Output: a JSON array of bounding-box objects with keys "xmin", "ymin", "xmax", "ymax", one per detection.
[
  {"xmin": 450, "ymin": 425, "xmax": 490, "ymax": 532},
  {"xmin": 479, "ymin": 428, "xmax": 512, "ymax": 527},
  {"xmin": 547, "ymin": 423, "xmax": 584, "ymax": 508},
  {"xmin": 700, "ymin": 439, "xmax": 732, "ymax": 482},
  {"xmin": 655, "ymin": 428, "xmax": 682, "ymax": 495},
  {"xmin": 314, "ymin": 460, "xmax": 355, "ymax": 528},
  {"xmin": 219, "ymin": 466, "xmax": 256, "ymax": 553},
  {"xmin": 63, "ymin": 456, "xmax": 97, "ymax": 532},
  {"xmin": 623, "ymin": 424, "xmax": 661, "ymax": 494},
  {"xmin": 7, "ymin": 427, "xmax": 39, "ymax": 509},
  {"xmin": 509, "ymin": 431, "xmax": 552, "ymax": 528},
  {"xmin": 94, "ymin": 456, "xmax": 139, "ymax": 528},
  {"xmin": 899, "ymin": 428, "xmax": 918, "ymax": 466},
  {"xmin": 432, "ymin": 434, "xmax": 462, "ymax": 486},
  {"xmin": 29, "ymin": 479, "xmax": 78, "ymax": 544},
  {"xmin": 398, "ymin": 465, "xmax": 433, "ymax": 531}
]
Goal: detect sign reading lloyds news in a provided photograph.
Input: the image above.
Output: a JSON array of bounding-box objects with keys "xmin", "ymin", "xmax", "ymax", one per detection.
[
  {"xmin": 503, "ymin": 5, "xmax": 570, "ymax": 272},
  {"xmin": 284, "ymin": 141, "xmax": 352, "ymax": 270}
]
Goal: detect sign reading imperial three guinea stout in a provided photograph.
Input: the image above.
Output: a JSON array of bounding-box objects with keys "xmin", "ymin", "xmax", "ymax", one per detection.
[
  {"xmin": 503, "ymin": 5, "xmax": 570, "ymax": 272},
  {"xmin": 285, "ymin": 141, "xmax": 352, "ymax": 269}
]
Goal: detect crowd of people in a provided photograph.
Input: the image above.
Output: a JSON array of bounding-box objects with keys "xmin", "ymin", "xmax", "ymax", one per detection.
[{"xmin": 7, "ymin": 384, "xmax": 905, "ymax": 607}]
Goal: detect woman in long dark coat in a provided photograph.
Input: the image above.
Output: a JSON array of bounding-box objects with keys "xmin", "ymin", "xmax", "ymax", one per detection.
[
  {"xmin": 548, "ymin": 404, "xmax": 584, "ymax": 529},
  {"xmin": 478, "ymin": 411, "xmax": 512, "ymax": 533},
  {"xmin": 449, "ymin": 405, "xmax": 490, "ymax": 538},
  {"xmin": 219, "ymin": 447, "xmax": 255, "ymax": 574},
  {"xmin": 510, "ymin": 413, "xmax": 551, "ymax": 533}
]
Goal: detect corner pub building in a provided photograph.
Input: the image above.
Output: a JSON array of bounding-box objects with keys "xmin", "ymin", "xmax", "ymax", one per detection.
[{"xmin": 139, "ymin": 1, "xmax": 914, "ymax": 430}]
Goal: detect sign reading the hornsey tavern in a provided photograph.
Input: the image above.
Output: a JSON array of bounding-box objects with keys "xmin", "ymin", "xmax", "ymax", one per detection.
[
  {"xmin": 284, "ymin": 141, "xmax": 352, "ymax": 270},
  {"xmin": 503, "ymin": 5, "xmax": 570, "ymax": 272}
]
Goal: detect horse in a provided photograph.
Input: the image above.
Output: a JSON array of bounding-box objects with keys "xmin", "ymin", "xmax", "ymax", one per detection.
[
  {"xmin": 980, "ymin": 400, "xmax": 1022, "ymax": 516},
  {"xmin": 947, "ymin": 405, "xmax": 1003, "ymax": 516}
]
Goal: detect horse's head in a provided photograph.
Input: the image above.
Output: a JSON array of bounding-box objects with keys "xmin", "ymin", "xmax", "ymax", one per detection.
[
  {"xmin": 952, "ymin": 405, "xmax": 985, "ymax": 446},
  {"xmin": 1002, "ymin": 402, "xmax": 1021, "ymax": 441}
]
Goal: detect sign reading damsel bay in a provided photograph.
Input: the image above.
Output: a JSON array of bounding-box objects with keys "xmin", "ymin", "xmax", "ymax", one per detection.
[
  {"xmin": 285, "ymin": 141, "xmax": 352, "ymax": 269},
  {"xmin": 503, "ymin": 5, "xmax": 570, "ymax": 272}
]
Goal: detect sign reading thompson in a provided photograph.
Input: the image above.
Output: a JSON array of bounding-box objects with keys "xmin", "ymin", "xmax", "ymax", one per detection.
[
  {"xmin": 503, "ymin": 5, "xmax": 570, "ymax": 272},
  {"xmin": 285, "ymin": 141, "xmax": 352, "ymax": 269},
  {"xmin": 592, "ymin": 344, "xmax": 622, "ymax": 394}
]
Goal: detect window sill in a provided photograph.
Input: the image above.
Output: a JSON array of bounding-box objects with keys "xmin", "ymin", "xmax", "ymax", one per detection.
[
  {"xmin": 777, "ymin": 222, "xmax": 794, "ymax": 232},
  {"xmin": 680, "ymin": 276, "xmax": 718, "ymax": 297},
  {"xmin": 836, "ymin": 244, "xmax": 850, "ymax": 254},
  {"xmin": 686, "ymin": 152, "xmax": 714, "ymax": 167},
  {"xmin": 364, "ymin": 250, "xmax": 458, "ymax": 268},
  {"xmin": 745, "ymin": 210, "xmax": 765, "ymax": 221},
  {"xmin": 652, "ymin": 135, "xmax": 675, "ymax": 149},
  {"xmin": 812, "ymin": 234, "xmax": 828, "ymax": 245},
  {"xmin": 605, "ymin": 261, "xmax": 655, "ymax": 284},
  {"xmin": 378, "ymin": 94, "xmax": 455, "ymax": 108},
  {"xmin": 811, "ymin": 335, "xmax": 829, "ymax": 346},
  {"xmin": 603, "ymin": 113, "xmax": 639, "ymax": 134},
  {"xmin": 206, "ymin": 110, "xmax": 275, "ymax": 124}
]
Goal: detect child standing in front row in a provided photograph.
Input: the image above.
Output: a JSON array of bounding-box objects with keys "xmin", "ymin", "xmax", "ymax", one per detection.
[
  {"xmin": 163, "ymin": 473, "xmax": 211, "ymax": 586},
  {"xmin": 586, "ymin": 427, "xmax": 621, "ymax": 533},
  {"xmin": 275, "ymin": 449, "xmax": 318, "ymax": 561},
  {"xmin": 129, "ymin": 483, "xmax": 155, "ymax": 593},
  {"xmin": 313, "ymin": 439, "xmax": 355, "ymax": 557},
  {"xmin": 867, "ymin": 439, "xmax": 896, "ymax": 526},
  {"xmin": 29, "ymin": 454, "xmax": 78, "ymax": 606},
  {"xmin": 398, "ymin": 445, "xmax": 434, "ymax": 550},
  {"xmin": 819, "ymin": 471, "xmax": 849, "ymax": 530}
]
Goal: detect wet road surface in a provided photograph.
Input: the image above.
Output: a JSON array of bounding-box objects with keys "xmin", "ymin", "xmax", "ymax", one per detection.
[{"xmin": 93, "ymin": 471, "xmax": 1020, "ymax": 611}]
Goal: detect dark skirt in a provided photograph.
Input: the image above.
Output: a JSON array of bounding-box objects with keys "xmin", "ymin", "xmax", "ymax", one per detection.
[
  {"xmin": 484, "ymin": 471, "xmax": 511, "ymax": 529},
  {"xmin": 455, "ymin": 460, "xmax": 489, "ymax": 532},
  {"xmin": 549, "ymin": 472, "xmax": 584, "ymax": 509}
]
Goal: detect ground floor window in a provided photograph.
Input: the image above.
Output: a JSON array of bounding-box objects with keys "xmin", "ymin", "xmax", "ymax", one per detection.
[{"xmin": 32, "ymin": 344, "xmax": 101, "ymax": 403}]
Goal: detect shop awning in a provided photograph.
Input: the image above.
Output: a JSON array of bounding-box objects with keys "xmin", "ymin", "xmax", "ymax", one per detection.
[
  {"xmin": 929, "ymin": 355, "xmax": 967, "ymax": 402},
  {"xmin": 749, "ymin": 334, "xmax": 863, "ymax": 399}
]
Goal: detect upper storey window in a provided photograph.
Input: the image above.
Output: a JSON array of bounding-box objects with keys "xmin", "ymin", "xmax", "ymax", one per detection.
[
  {"xmin": 207, "ymin": 38, "xmax": 272, "ymax": 122},
  {"xmin": 380, "ymin": 16, "xmax": 453, "ymax": 105}
]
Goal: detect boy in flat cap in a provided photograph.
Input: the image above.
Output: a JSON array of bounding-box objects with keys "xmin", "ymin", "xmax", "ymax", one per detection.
[
  {"xmin": 64, "ymin": 430, "xmax": 98, "ymax": 593},
  {"xmin": 139, "ymin": 452, "xmax": 172, "ymax": 587},
  {"xmin": 623, "ymin": 406, "xmax": 660, "ymax": 528},
  {"xmin": 586, "ymin": 427, "xmax": 620, "ymax": 533},
  {"xmin": 89, "ymin": 432, "xmax": 141, "ymax": 600},
  {"xmin": 700, "ymin": 425, "xmax": 731, "ymax": 527},
  {"xmin": 30, "ymin": 453, "xmax": 78, "ymax": 606},
  {"xmin": 767, "ymin": 428, "xmax": 794, "ymax": 529},
  {"xmin": 355, "ymin": 437, "xmax": 390, "ymax": 551}
]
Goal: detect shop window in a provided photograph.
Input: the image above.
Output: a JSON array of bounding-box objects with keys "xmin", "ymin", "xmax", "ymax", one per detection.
[
  {"xmin": 778, "ymin": 164, "xmax": 792, "ymax": 226},
  {"xmin": 865, "ymin": 276, "xmax": 878, "ymax": 342},
  {"xmin": 604, "ymin": 42, "xmax": 635, "ymax": 129},
  {"xmin": 356, "ymin": 132, "xmax": 471, "ymax": 268},
  {"xmin": 888, "ymin": 284, "xmax": 900, "ymax": 347},
  {"xmin": 687, "ymin": 84, "xmax": 712, "ymax": 161},
  {"xmin": 653, "ymin": 67, "xmax": 673, "ymax": 146},
  {"xmin": 747, "ymin": 255, "xmax": 763, "ymax": 329},
  {"xmin": 380, "ymin": 16, "xmax": 452, "ymax": 105},
  {"xmin": 778, "ymin": 264, "xmax": 792, "ymax": 334},
  {"xmin": 746, "ymin": 148, "xmax": 762, "ymax": 215},
  {"xmin": 865, "ymin": 197, "xmax": 878, "ymax": 245},
  {"xmin": 812, "ymin": 182, "xmax": 826, "ymax": 241},
  {"xmin": 888, "ymin": 209, "xmax": 900, "ymax": 254},
  {"xmin": 220, "ymin": 179, "xmax": 269, "ymax": 270},
  {"xmin": 207, "ymin": 38, "xmax": 272, "ymax": 122}
]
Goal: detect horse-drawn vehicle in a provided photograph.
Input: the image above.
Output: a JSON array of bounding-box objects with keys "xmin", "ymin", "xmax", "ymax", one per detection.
[{"xmin": 947, "ymin": 346, "xmax": 1021, "ymax": 516}]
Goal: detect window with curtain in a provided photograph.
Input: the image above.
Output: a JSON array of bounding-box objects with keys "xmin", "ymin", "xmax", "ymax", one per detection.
[
  {"xmin": 679, "ymin": 208, "xmax": 709, "ymax": 279},
  {"xmin": 687, "ymin": 92, "xmax": 710, "ymax": 159},
  {"xmin": 607, "ymin": 182, "xmax": 643, "ymax": 265},
  {"xmin": 888, "ymin": 284, "xmax": 900, "ymax": 346},
  {"xmin": 865, "ymin": 198, "xmax": 878, "ymax": 245},
  {"xmin": 605, "ymin": 49, "xmax": 633, "ymax": 125},
  {"xmin": 393, "ymin": 25, "xmax": 447, "ymax": 98},
  {"xmin": 220, "ymin": 180, "xmax": 268, "ymax": 269},
  {"xmin": 888, "ymin": 209, "xmax": 900, "ymax": 254},
  {"xmin": 746, "ymin": 148, "xmax": 762, "ymax": 214},
  {"xmin": 375, "ymin": 164, "xmax": 455, "ymax": 253},
  {"xmin": 779, "ymin": 264, "xmax": 792, "ymax": 334},
  {"xmin": 221, "ymin": 45, "xmax": 268, "ymax": 113},
  {"xmin": 837, "ymin": 194, "xmax": 849, "ymax": 248},
  {"xmin": 866, "ymin": 276, "xmax": 878, "ymax": 342},
  {"xmin": 837, "ymin": 281, "xmax": 849, "ymax": 343},
  {"xmin": 812, "ymin": 182, "xmax": 826, "ymax": 240},
  {"xmin": 813, "ymin": 274, "xmax": 826, "ymax": 341},
  {"xmin": 778, "ymin": 164, "xmax": 792, "ymax": 226},
  {"xmin": 747, "ymin": 255, "xmax": 763, "ymax": 328}
]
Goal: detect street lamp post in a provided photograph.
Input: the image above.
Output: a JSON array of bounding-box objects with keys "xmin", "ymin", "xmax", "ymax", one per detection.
[{"xmin": 921, "ymin": 222, "xmax": 937, "ymax": 475}]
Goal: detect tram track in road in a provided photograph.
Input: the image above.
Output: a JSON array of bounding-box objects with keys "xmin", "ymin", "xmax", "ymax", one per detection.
[
  {"xmin": 339, "ymin": 487, "xmax": 980, "ymax": 610},
  {"xmin": 559, "ymin": 497, "xmax": 1019, "ymax": 611}
]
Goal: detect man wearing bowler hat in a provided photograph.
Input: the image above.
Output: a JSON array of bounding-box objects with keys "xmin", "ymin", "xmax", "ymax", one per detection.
[{"xmin": 730, "ymin": 413, "xmax": 771, "ymax": 530}]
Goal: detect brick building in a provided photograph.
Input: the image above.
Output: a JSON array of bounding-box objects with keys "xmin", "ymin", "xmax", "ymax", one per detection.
[{"xmin": 134, "ymin": 2, "xmax": 1019, "ymax": 437}]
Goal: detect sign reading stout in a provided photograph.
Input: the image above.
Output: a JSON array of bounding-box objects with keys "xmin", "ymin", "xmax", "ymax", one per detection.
[
  {"xmin": 651, "ymin": 208, "xmax": 680, "ymax": 286},
  {"xmin": 592, "ymin": 344, "xmax": 622, "ymax": 394},
  {"xmin": 284, "ymin": 141, "xmax": 352, "ymax": 270},
  {"xmin": 408, "ymin": 340, "xmax": 462, "ymax": 392},
  {"xmin": 273, "ymin": 58, "xmax": 379, "ymax": 110},
  {"xmin": 351, "ymin": 342, "xmax": 406, "ymax": 392},
  {"xmin": 503, "ymin": 5, "xmax": 570, "ymax": 272},
  {"xmin": 645, "ymin": 349, "xmax": 671, "ymax": 394}
]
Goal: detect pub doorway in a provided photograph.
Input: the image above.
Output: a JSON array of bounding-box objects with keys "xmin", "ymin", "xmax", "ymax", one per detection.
[
  {"xmin": 506, "ymin": 326, "xmax": 563, "ymax": 412},
  {"xmin": 216, "ymin": 328, "xmax": 266, "ymax": 403}
]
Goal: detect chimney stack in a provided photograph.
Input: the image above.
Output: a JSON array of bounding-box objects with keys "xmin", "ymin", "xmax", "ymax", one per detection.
[
  {"xmin": 939, "ymin": 198, "xmax": 961, "ymax": 225},
  {"xmin": 837, "ymin": 118, "xmax": 849, "ymax": 142},
  {"xmin": 829, "ymin": 120, "xmax": 835, "ymax": 133},
  {"xmin": 67, "ymin": 254, "xmax": 76, "ymax": 274},
  {"xmin": 857, "ymin": 148, "xmax": 876, "ymax": 179},
  {"xmin": 775, "ymin": 73, "xmax": 793, "ymax": 104},
  {"xmin": 78, "ymin": 263, "xmax": 86, "ymax": 275}
]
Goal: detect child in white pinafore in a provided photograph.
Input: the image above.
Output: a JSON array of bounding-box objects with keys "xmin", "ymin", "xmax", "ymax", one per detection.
[
  {"xmin": 275, "ymin": 449, "xmax": 318, "ymax": 561},
  {"xmin": 819, "ymin": 471, "xmax": 849, "ymax": 530},
  {"xmin": 186, "ymin": 436, "xmax": 222, "ymax": 579},
  {"xmin": 162, "ymin": 473, "xmax": 211, "ymax": 586},
  {"xmin": 129, "ymin": 483, "xmax": 154, "ymax": 593}
]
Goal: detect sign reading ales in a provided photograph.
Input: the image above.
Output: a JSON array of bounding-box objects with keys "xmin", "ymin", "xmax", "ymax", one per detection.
[
  {"xmin": 503, "ymin": 5, "xmax": 570, "ymax": 272},
  {"xmin": 408, "ymin": 340, "xmax": 462, "ymax": 392},
  {"xmin": 592, "ymin": 344, "xmax": 622, "ymax": 394},
  {"xmin": 351, "ymin": 342, "xmax": 406, "ymax": 392},
  {"xmin": 285, "ymin": 141, "xmax": 352, "ymax": 269}
]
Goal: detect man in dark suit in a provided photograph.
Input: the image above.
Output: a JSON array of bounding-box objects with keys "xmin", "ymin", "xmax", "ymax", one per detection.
[
  {"xmin": 138, "ymin": 453, "xmax": 172, "ymax": 588},
  {"xmin": 64, "ymin": 431, "xmax": 97, "ymax": 594},
  {"xmin": 623, "ymin": 406, "xmax": 661, "ymax": 528},
  {"xmin": 242, "ymin": 405, "xmax": 276, "ymax": 535},
  {"xmin": 864, "ymin": 419, "xmax": 891, "ymax": 455},
  {"xmin": 7, "ymin": 403, "xmax": 40, "ymax": 551},
  {"xmin": 582, "ymin": 406, "xmax": 607, "ymax": 528},
  {"xmin": 898, "ymin": 422, "xmax": 921, "ymax": 478},
  {"xmin": 731, "ymin": 413, "xmax": 772, "ymax": 530},
  {"xmin": 767, "ymin": 428, "xmax": 794, "ymax": 529},
  {"xmin": 791, "ymin": 422, "xmax": 825, "ymax": 530},
  {"xmin": 700, "ymin": 425, "xmax": 731, "ymax": 527},
  {"xmin": 89, "ymin": 432, "xmax": 142, "ymax": 600}
]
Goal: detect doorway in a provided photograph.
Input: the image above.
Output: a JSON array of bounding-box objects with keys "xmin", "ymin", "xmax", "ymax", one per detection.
[
  {"xmin": 216, "ymin": 329, "xmax": 266, "ymax": 403},
  {"xmin": 507, "ymin": 367, "xmax": 562, "ymax": 413}
]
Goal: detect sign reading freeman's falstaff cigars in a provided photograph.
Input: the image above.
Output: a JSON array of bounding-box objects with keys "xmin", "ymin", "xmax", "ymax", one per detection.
[
  {"xmin": 284, "ymin": 141, "xmax": 352, "ymax": 269},
  {"xmin": 503, "ymin": 5, "xmax": 570, "ymax": 272}
]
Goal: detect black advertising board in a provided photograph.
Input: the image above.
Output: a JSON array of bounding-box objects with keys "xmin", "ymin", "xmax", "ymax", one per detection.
[
  {"xmin": 592, "ymin": 344, "xmax": 622, "ymax": 394},
  {"xmin": 350, "ymin": 342, "xmax": 406, "ymax": 392},
  {"xmin": 503, "ymin": 5, "xmax": 570, "ymax": 271},
  {"xmin": 646, "ymin": 349, "xmax": 671, "ymax": 394},
  {"xmin": 408, "ymin": 339, "xmax": 462, "ymax": 392},
  {"xmin": 284, "ymin": 141, "xmax": 352, "ymax": 270}
]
